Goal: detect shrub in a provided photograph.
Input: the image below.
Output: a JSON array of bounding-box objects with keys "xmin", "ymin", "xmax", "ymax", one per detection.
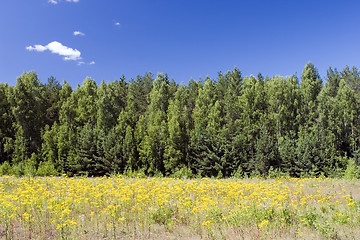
[
  {"xmin": 171, "ymin": 166, "xmax": 193, "ymax": 179},
  {"xmin": 0, "ymin": 161, "xmax": 12, "ymax": 175},
  {"xmin": 37, "ymin": 161, "xmax": 58, "ymax": 176},
  {"xmin": 267, "ymin": 166, "xmax": 290, "ymax": 178},
  {"xmin": 24, "ymin": 153, "xmax": 37, "ymax": 176},
  {"xmin": 12, "ymin": 162, "xmax": 24, "ymax": 177},
  {"xmin": 344, "ymin": 157, "xmax": 359, "ymax": 179}
]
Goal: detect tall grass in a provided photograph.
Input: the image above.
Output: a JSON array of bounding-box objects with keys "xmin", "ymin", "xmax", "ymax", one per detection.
[{"xmin": 0, "ymin": 176, "xmax": 359, "ymax": 239}]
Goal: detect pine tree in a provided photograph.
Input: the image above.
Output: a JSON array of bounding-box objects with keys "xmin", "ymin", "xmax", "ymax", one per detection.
[
  {"xmin": 42, "ymin": 76, "xmax": 62, "ymax": 126},
  {"xmin": 255, "ymin": 117, "xmax": 280, "ymax": 175},
  {"xmin": 164, "ymin": 86, "xmax": 190, "ymax": 175},
  {"xmin": 336, "ymin": 80, "xmax": 358, "ymax": 153},
  {"xmin": 100, "ymin": 126, "xmax": 124, "ymax": 173},
  {"xmin": 0, "ymin": 83, "xmax": 15, "ymax": 164},
  {"xmin": 56, "ymin": 83, "xmax": 76, "ymax": 175},
  {"xmin": 238, "ymin": 75, "xmax": 268, "ymax": 173},
  {"xmin": 326, "ymin": 67, "xmax": 340, "ymax": 98},
  {"xmin": 300, "ymin": 62, "xmax": 322, "ymax": 127},
  {"xmin": 41, "ymin": 123, "xmax": 59, "ymax": 168},
  {"xmin": 341, "ymin": 65, "xmax": 360, "ymax": 96},
  {"xmin": 76, "ymin": 122, "xmax": 100, "ymax": 176},
  {"xmin": 137, "ymin": 74, "xmax": 170, "ymax": 175},
  {"xmin": 123, "ymin": 125, "xmax": 137, "ymax": 171},
  {"xmin": 190, "ymin": 78, "xmax": 226, "ymax": 177},
  {"xmin": 278, "ymin": 131, "xmax": 297, "ymax": 175},
  {"xmin": 221, "ymin": 68, "xmax": 244, "ymax": 176}
]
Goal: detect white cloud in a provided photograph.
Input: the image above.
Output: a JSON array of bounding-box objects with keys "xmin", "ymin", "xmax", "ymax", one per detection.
[
  {"xmin": 26, "ymin": 45, "xmax": 47, "ymax": 52},
  {"xmin": 115, "ymin": 22, "xmax": 120, "ymax": 26},
  {"xmin": 26, "ymin": 41, "xmax": 81, "ymax": 61},
  {"xmin": 49, "ymin": 0, "xmax": 78, "ymax": 4},
  {"xmin": 73, "ymin": 31, "xmax": 85, "ymax": 36},
  {"xmin": 77, "ymin": 61, "xmax": 95, "ymax": 66},
  {"xmin": 47, "ymin": 41, "xmax": 81, "ymax": 60}
]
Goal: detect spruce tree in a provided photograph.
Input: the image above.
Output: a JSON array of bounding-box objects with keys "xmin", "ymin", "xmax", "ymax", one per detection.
[
  {"xmin": 137, "ymin": 74, "xmax": 170, "ymax": 175},
  {"xmin": 0, "ymin": 83, "xmax": 14, "ymax": 164}
]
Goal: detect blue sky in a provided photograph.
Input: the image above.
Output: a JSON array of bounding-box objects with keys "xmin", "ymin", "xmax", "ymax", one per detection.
[{"xmin": 1, "ymin": 0, "xmax": 360, "ymax": 87}]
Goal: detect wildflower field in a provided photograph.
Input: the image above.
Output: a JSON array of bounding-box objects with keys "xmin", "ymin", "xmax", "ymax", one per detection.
[{"xmin": 0, "ymin": 176, "xmax": 360, "ymax": 239}]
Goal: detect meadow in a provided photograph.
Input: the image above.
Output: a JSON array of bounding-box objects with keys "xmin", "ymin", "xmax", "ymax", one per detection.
[{"xmin": 0, "ymin": 176, "xmax": 359, "ymax": 240}]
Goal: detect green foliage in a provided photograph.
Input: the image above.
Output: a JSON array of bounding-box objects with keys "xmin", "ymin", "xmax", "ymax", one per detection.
[
  {"xmin": 24, "ymin": 153, "xmax": 37, "ymax": 176},
  {"xmin": 254, "ymin": 118, "xmax": 280, "ymax": 175},
  {"xmin": 42, "ymin": 76, "xmax": 62, "ymax": 126},
  {"xmin": 164, "ymin": 87, "xmax": 189, "ymax": 175},
  {"xmin": 75, "ymin": 122, "xmax": 100, "ymax": 176},
  {"xmin": 150, "ymin": 206, "xmax": 175, "ymax": 225},
  {"xmin": 171, "ymin": 166, "xmax": 193, "ymax": 179},
  {"xmin": 344, "ymin": 157, "xmax": 359, "ymax": 179},
  {"xmin": 301, "ymin": 210, "xmax": 322, "ymax": 229},
  {"xmin": 2, "ymin": 65, "xmax": 360, "ymax": 178},
  {"xmin": 122, "ymin": 168, "xmax": 146, "ymax": 178},
  {"xmin": 137, "ymin": 74, "xmax": 170, "ymax": 175},
  {"xmin": 12, "ymin": 162, "xmax": 24, "ymax": 177},
  {"xmin": 36, "ymin": 160, "xmax": 58, "ymax": 176},
  {"xmin": 231, "ymin": 166, "xmax": 244, "ymax": 179},
  {"xmin": 0, "ymin": 83, "xmax": 15, "ymax": 164},
  {"xmin": 0, "ymin": 161, "xmax": 12, "ymax": 175},
  {"xmin": 267, "ymin": 167, "xmax": 289, "ymax": 178},
  {"xmin": 300, "ymin": 62, "xmax": 322, "ymax": 104},
  {"xmin": 9, "ymin": 72, "xmax": 45, "ymax": 157},
  {"xmin": 326, "ymin": 67, "xmax": 340, "ymax": 97}
]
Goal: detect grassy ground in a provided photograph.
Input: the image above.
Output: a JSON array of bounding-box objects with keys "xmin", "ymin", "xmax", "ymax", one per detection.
[{"xmin": 0, "ymin": 176, "xmax": 359, "ymax": 239}]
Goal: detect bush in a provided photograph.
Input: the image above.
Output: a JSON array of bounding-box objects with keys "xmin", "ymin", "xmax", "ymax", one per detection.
[
  {"xmin": 171, "ymin": 166, "xmax": 193, "ymax": 179},
  {"xmin": 122, "ymin": 168, "xmax": 146, "ymax": 178},
  {"xmin": 37, "ymin": 161, "xmax": 58, "ymax": 176},
  {"xmin": 150, "ymin": 206, "xmax": 175, "ymax": 225},
  {"xmin": 249, "ymin": 169, "xmax": 261, "ymax": 178},
  {"xmin": 24, "ymin": 153, "xmax": 37, "ymax": 176},
  {"xmin": 344, "ymin": 157, "xmax": 359, "ymax": 179},
  {"xmin": 0, "ymin": 161, "xmax": 12, "ymax": 175},
  {"xmin": 12, "ymin": 162, "xmax": 24, "ymax": 177},
  {"xmin": 267, "ymin": 167, "xmax": 290, "ymax": 178},
  {"xmin": 231, "ymin": 166, "xmax": 244, "ymax": 179}
]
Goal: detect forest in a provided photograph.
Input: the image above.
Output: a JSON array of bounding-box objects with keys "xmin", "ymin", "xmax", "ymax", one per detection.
[{"xmin": 0, "ymin": 62, "xmax": 360, "ymax": 178}]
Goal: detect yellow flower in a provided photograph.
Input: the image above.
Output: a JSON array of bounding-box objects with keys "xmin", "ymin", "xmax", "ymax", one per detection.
[
  {"xmin": 69, "ymin": 220, "xmax": 77, "ymax": 226},
  {"xmin": 202, "ymin": 220, "xmax": 212, "ymax": 227},
  {"xmin": 258, "ymin": 220, "xmax": 269, "ymax": 229}
]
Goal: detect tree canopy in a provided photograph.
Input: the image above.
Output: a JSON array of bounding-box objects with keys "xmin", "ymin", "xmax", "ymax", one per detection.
[{"xmin": 1, "ymin": 63, "xmax": 360, "ymax": 178}]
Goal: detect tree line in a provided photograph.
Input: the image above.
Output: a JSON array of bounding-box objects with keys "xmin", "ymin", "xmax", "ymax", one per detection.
[{"xmin": 1, "ymin": 63, "xmax": 360, "ymax": 178}]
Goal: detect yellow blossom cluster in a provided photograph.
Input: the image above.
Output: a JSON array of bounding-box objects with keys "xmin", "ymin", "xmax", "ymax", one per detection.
[{"xmin": 0, "ymin": 176, "xmax": 359, "ymax": 239}]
